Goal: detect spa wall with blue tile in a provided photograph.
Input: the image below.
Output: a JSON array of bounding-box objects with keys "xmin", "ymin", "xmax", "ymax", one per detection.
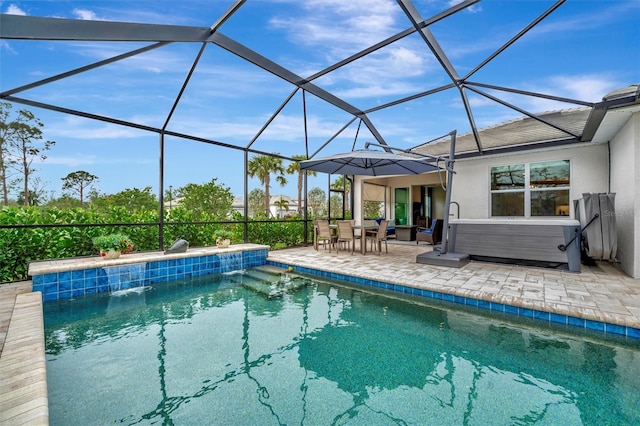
[
  {"xmin": 268, "ymin": 260, "xmax": 640, "ymax": 340},
  {"xmin": 33, "ymin": 249, "xmax": 268, "ymax": 301}
]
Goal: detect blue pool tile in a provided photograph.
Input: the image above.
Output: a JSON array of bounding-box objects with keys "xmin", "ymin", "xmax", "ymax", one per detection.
[
  {"xmin": 465, "ymin": 298, "xmax": 478, "ymax": 307},
  {"xmin": 43, "ymin": 292, "xmax": 58, "ymax": 301},
  {"xmin": 72, "ymin": 288, "xmax": 85, "ymax": 297},
  {"xmin": 477, "ymin": 300, "xmax": 490, "ymax": 310},
  {"xmin": 59, "ymin": 280, "xmax": 72, "ymax": 291},
  {"xmin": 422, "ymin": 290, "xmax": 433, "ymax": 299},
  {"xmin": 586, "ymin": 319, "xmax": 605, "ymax": 332},
  {"xmin": 85, "ymin": 268, "xmax": 98, "ymax": 279},
  {"xmin": 71, "ymin": 270, "xmax": 85, "ymax": 280},
  {"xmin": 504, "ymin": 304, "xmax": 518, "ymax": 315},
  {"xmin": 605, "ymin": 323, "xmax": 626, "ymax": 336},
  {"xmin": 72, "ymin": 279, "xmax": 85, "ymax": 291},
  {"xmin": 520, "ymin": 308, "xmax": 534, "ymax": 318},
  {"xmin": 442, "ymin": 293, "xmax": 455, "ymax": 303},
  {"xmin": 32, "ymin": 275, "xmax": 44, "ymax": 286},
  {"xmin": 44, "ymin": 282, "xmax": 58, "ymax": 295},
  {"xmin": 43, "ymin": 273, "xmax": 57, "ymax": 284},
  {"xmin": 568, "ymin": 316, "xmax": 585, "ymax": 328},
  {"xmin": 550, "ymin": 313, "xmax": 567, "ymax": 325},
  {"xmin": 533, "ymin": 310, "xmax": 550, "ymax": 321},
  {"xmin": 628, "ymin": 327, "xmax": 640, "ymax": 339},
  {"xmin": 453, "ymin": 295, "xmax": 465, "ymax": 305},
  {"xmin": 59, "ymin": 271, "xmax": 72, "ymax": 282},
  {"xmin": 490, "ymin": 302, "xmax": 505, "ymax": 313}
]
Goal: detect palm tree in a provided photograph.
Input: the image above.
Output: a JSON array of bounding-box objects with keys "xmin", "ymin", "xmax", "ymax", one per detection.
[
  {"xmin": 331, "ymin": 175, "xmax": 351, "ymax": 216},
  {"xmin": 286, "ymin": 154, "xmax": 317, "ymax": 216},
  {"xmin": 274, "ymin": 197, "xmax": 290, "ymax": 217},
  {"xmin": 248, "ymin": 154, "xmax": 287, "ymax": 216}
]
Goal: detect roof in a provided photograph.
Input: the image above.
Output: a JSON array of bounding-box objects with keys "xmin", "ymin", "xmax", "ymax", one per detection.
[
  {"xmin": 414, "ymin": 107, "xmax": 592, "ymax": 157},
  {"xmin": 413, "ymin": 84, "xmax": 640, "ymax": 159}
]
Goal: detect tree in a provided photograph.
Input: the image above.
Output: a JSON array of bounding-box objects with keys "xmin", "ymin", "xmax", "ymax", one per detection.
[
  {"xmin": 286, "ymin": 155, "xmax": 316, "ymax": 216},
  {"xmin": 248, "ymin": 188, "xmax": 265, "ymax": 218},
  {"xmin": 0, "ymin": 102, "xmax": 15, "ymax": 205},
  {"xmin": 175, "ymin": 178, "xmax": 234, "ymax": 220},
  {"xmin": 274, "ymin": 197, "xmax": 290, "ymax": 218},
  {"xmin": 14, "ymin": 177, "xmax": 49, "ymax": 206},
  {"xmin": 91, "ymin": 187, "xmax": 158, "ymax": 213},
  {"xmin": 247, "ymin": 154, "xmax": 287, "ymax": 217},
  {"xmin": 0, "ymin": 103, "xmax": 55, "ymax": 206},
  {"xmin": 61, "ymin": 170, "xmax": 99, "ymax": 206},
  {"xmin": 331, "ymin": 175, "xmax": 351, "ymax": 217},
  {"xmin": 307, "ymin": 186, "xmax": 326, "ymax": 218},
  {"xmin": 45, "ymin": 195, "xmax": 82, "ymax": 209},
  {"xmin": 17, "ymin": 190, "xmax": 42, "ymax": 206}
]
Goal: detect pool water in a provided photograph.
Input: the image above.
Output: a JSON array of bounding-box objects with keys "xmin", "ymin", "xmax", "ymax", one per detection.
[{"xmin": 44, "ymin": 266, "xmax": 640, "ymax": 425}]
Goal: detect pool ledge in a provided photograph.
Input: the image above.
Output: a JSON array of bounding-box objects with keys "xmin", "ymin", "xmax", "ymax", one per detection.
[
  {"xmin": 267, "ymin": 258, "xmax": 640, "ymax": 340},
  {"xmin": 0, "ymin": 291, "xmax": 49, "ymax": 425},
  {"xmin": 28, "ymin": 243, "xmax": 268, "ymax": 276}
]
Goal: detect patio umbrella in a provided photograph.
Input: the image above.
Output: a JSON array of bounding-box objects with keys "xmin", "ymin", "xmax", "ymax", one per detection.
[{"xmin": 299, "ymin": 149, "xmax": 441, "ymax": 176}]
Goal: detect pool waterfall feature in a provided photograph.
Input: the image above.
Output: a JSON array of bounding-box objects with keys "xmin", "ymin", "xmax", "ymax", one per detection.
[
  {"xmin": 28, "ymin": 244, "xmax": 269, "ymax": 301},
  {"xmin": 103, "ymin": 262, "xmax": 147, "ymax": 293}
]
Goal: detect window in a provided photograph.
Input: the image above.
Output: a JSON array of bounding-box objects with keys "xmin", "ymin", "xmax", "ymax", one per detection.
[
  {"xmin": 394, "ymin": 187, "xmax": 409, "ymax": 225},
  {"xmin": 490, "ymin": 160, "xmax": 570, "ymax": 217}
]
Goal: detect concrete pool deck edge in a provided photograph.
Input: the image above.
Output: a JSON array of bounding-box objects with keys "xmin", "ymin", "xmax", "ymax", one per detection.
[{"xmin": 0, "ymin": 290, "xmax": 48, "ymax": 425}]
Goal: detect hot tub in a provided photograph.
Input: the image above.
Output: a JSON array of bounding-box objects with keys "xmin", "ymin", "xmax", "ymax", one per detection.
[{"xmin": 448, "ymin": 219, "xmax": 581, "ymax": 272}]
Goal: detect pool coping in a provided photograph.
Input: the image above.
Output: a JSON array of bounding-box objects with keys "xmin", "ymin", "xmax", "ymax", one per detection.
[
  {"xmin": 27, "ymin": 244, "xmax": 268, "ymax": 276},
  {"xmin": 267, "ymin": 260, "xmax": 640, "ymax": 340},
  {"xmin": 0, "ymin": 291, "xmax": 48, "ymax": 425}
]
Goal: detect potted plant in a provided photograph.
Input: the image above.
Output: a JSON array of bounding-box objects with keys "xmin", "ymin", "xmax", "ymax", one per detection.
[
  {"xmin": 213, "ymin": 229, "xmax": 231, "ymax": 248},
  {"xmin": 92, "ymin": 233, "xmax": 134, "ymax": 259}
]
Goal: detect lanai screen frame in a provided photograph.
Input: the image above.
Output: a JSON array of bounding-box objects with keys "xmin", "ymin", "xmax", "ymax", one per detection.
[{"xmin": 0, "ymin": 0, "xmax": 595, "ymax": 248}]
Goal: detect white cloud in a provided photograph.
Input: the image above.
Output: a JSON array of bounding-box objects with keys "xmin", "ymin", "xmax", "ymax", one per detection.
[
  {"xmin": 0, "ymin": 40, "xmax": 17, "ymax": 54},
  {"xmin": 5, "ymin": 4, "xmax": 26, "ymax": 15},
  {"xmin": 72, "ymin": 8, "xmax": 102, "ymax": 21}
]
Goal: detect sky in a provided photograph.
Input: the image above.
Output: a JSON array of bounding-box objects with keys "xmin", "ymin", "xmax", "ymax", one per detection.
[{"xmin": 1, "ymin": 0, "xmax": 639, "ymax": 202}]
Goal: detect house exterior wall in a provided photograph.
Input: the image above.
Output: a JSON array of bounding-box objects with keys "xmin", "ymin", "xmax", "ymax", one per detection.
[
  {"xmin": 353, "ymin": 125, "xmax": 639, "ymax": 278},
  {"xmin": 450, "ymin": 143, "xmax": 610, "ymax": 219},
  {"xmin": 609, "ymin": 112, "xmax": 640, "ymax": 278}
]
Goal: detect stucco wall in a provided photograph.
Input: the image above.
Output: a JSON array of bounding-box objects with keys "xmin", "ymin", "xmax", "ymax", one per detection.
[
  {"xmin": 450, "ymin": 143, "xmax": 610, "ymax": 219},
  {"xmin": 609, "ymin": 112, "xmax": 639, "ymax": 278}
]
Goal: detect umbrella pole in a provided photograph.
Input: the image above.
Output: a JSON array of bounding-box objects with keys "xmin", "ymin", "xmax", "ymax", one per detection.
[{"xmin": 439, "ymin": 130, "xmax": 456, "ymax": 255}]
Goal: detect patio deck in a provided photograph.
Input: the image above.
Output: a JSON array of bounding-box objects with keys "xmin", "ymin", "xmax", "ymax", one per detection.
[
  {"xmin": 268, "ymin": 242, "xmax": 640, "ymax": 332},
  {"xmin": 1, "ymin": 242, "xmax": 639, "ymax": 425}
]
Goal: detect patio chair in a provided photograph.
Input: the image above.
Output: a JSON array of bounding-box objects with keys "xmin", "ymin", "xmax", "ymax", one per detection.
[
  {"xmin": 416, "ymin": 219, "xmax": 443, "ymax": 245},
  {"xmin": 365, "ymin": 219, "xmax": 389, "ymax": 255},
  {"xmin": 315, "ymin": 220, "xmax": 337, "ymax": 252},
  {"xmin": 352, "ymin": 220, "xmax": 376, "ymax": 249},
  {"xmin": 336, "ymin": 220, "xmax": 356, "ymax": 255}
]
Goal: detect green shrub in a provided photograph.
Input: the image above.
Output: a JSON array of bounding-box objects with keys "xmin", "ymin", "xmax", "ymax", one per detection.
[{"xmin": 0, "ymin": 206, "xmax": 314, "ymax": 283}]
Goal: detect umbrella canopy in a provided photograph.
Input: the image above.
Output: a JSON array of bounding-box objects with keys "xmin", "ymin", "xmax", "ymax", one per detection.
[{"xmin": 299, "ymin": 149, "xmax": 440, "ymax": 176}]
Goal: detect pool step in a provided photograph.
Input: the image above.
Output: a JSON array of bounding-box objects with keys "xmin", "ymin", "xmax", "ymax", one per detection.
[{"xmin": 241, "ymin": 268, "xmax": 309, "ymax": 299}]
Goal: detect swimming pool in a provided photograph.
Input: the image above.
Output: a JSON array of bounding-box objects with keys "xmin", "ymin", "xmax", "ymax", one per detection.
[{"xmin": 44, "ymin": 266, "xmax": 640, "ymax": 425}]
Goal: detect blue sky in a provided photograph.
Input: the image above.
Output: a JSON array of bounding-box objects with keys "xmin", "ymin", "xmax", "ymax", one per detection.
[{"xmin": 1, "ymin": 0, "xmax": 639, "ymax": 201}]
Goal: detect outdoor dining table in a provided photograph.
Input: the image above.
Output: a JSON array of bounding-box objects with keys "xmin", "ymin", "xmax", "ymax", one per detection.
[{"xmin": 352, "ymin": 224, "xmax": 379, "ymax": 254}]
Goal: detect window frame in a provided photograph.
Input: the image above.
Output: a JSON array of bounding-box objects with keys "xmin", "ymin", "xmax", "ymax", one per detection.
[{"xmin": 489, "ymin": 159, "xmax": 571, "ymax": 218}]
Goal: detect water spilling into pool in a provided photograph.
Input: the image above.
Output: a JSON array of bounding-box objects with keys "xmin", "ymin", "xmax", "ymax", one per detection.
[
  {"xmin": 44, "ymin": 266, "xmax": 640, "ymax": 425},
  {"xmin": 219, "ymin": 252, "xmax": 242, "ymax": 273},
  {"xmin": 102, "ymin": 262, "xmax": 147, "ymax": 292}
]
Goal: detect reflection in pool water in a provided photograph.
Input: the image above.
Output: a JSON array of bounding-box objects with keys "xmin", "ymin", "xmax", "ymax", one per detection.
[{"xmin": 44, "ymin": 267, "xmax": 640, "ymax": 425}]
